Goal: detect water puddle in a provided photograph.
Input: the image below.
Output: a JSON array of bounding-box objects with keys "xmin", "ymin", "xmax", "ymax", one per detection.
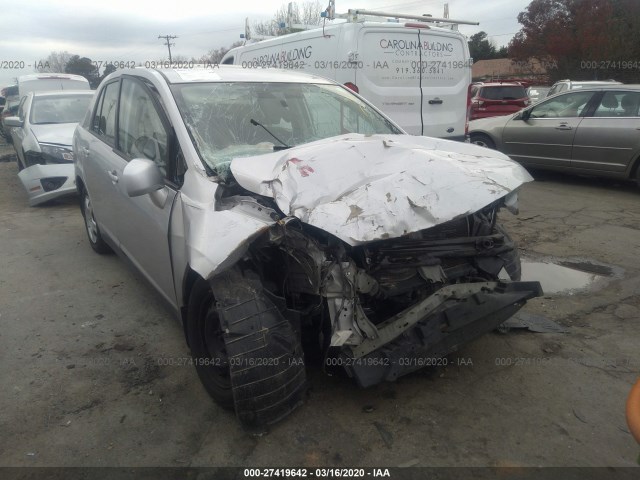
[{"xmin": 502, "ymin": 257, "xmax": 620, "ymax": 295}]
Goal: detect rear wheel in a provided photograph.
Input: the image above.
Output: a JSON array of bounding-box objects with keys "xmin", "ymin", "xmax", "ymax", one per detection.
[
  {"xmin": 470, "ymin": 133, "xmax": 496, "ymax": 150},
  {"xmin": 81, "ymin": 188, "xmax": 112, "ymax": 254}
]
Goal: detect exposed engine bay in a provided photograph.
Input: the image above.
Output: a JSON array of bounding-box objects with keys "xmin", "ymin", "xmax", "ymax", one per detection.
[{"xmin": 210, "ymin": 188, "xmax": 543, "ymax": 427}]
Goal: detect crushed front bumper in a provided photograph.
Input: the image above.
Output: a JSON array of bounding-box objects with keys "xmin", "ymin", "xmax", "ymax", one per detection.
[
  {"xmin": 17, "ymin": 163, "xmax": 76, "ymax": 206},
  {"xmin": 342, "ymin": 281, "xmax": 543, "ymax": 387}
]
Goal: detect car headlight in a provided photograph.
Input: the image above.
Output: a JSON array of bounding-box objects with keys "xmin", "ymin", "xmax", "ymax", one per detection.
[{"xmin": 40, "ymin": 144, "xmax": 75, "ymax": 164}]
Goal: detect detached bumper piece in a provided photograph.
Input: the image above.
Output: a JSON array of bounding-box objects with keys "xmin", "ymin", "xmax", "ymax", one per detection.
[
  {"xmin": 211, "ymin": 268, "xmax": 307, "ymax": 430},
  {"xmin": 343, "ymin": 281, "xmax": 543, "ymax": 387}
]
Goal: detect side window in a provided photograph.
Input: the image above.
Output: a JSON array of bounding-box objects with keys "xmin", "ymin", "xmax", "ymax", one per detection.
[
  {"xmin": 91, "ymin": 81, "xmax": 119, "ymax": 145},
  {"xmin": 529, "ymin": 91, "xmax": 594, "ymax": 119},
  {"xmin": 118, "ymin": 78, "xmax": 169, "ymax": 177},
  {"xmin": 594, "ymin": 91, "xmax": 640, "ymax": 117}
]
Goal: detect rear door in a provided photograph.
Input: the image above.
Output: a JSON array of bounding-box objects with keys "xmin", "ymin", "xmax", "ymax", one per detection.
[
  {"xmin": 502, "ymin": 90, "xmax": 596, "ymax": 168},
  {"xmin": 572, "ymin": 90, "xmax": 640, "ymax": 174},
  {"xmin": 356, "ymin": 24, "xmax": 470, "ymax": 138}
]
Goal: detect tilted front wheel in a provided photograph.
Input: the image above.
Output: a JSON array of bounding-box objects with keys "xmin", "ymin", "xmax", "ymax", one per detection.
[{"xmin": 186, "ymin": 278, "xmax": 234, "ymax": 409}]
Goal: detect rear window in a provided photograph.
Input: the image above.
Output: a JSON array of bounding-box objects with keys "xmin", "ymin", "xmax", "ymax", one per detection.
[
  {"xmin": 479, "ymin": 86, "xmax": 527, "ymax": 100},
  {"xmin": 30, "ymin": 94, "xmax": 92, "ymax": 125}
]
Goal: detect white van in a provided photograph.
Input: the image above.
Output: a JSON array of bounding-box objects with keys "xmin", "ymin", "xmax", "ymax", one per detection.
[
  {"xmin": 221, "ymin": 9, "xmax": 476, "ymax": 140},
  {"xmin": 17, "ymin": 74, "xmax": 90, "ymax": 98}
]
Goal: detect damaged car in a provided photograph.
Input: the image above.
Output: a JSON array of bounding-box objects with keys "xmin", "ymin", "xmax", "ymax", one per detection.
[
  {"xmin": 6, "ymin": 90, "xmax": 94, "ymax": 206},
  {"xmin": 74, "ymin": 67, "xmax": 542, "ymax": 429}
]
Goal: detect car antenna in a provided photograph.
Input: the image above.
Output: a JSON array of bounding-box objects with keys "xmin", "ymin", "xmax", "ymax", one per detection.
[{"xmin": 249, "ymin": 118, "xmax": 291, "ymax": 149}]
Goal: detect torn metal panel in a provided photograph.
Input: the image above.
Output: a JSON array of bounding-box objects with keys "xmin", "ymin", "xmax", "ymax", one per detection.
[
  {"xmin": 17, "ymin": 163, "xmax": 75, "ymax": 206},
  {"xmin": 170, "ymin": 169, "xmax": 278, "ymax": 283},
  {"xmin": 230, "ymin": 134, "xmax": 533, "ymax": 245},
  {"xmin": 344, "ymin": 281, "xmax": 544, "ymax": 387}
]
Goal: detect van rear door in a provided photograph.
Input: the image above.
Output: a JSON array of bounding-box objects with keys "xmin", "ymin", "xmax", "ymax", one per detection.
[{"xmin": 356, "ymin": 24, "xmax": 470, "ymax": 138}]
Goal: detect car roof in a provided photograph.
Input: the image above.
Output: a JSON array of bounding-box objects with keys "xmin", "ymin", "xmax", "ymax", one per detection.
[
  {"xmin": 474, "ymin": 82, "xmax": 524, "ymax": 87},
  {"xmin": 18, "ymin": 73, "xmax": 88, "ymax": 82},
  {"xmin": 31, "ymin": 90, "xmax": 95, "ymax": 97},
  {"xmin": 107, "ymin": 66, "xmax": 337, "ymax": 86},
  {"xmin": 558, "ymin": 85, "xmax": 640, "ymax": 92}
]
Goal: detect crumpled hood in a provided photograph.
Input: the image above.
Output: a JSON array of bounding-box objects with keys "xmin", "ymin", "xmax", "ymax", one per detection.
[
  {"xmin": 30, "ymin": 123, "xmax": 77, "ymax": 146},
  {"xmin": 230, "ymin": 134, "xmax": 532, "ymax": 245}
]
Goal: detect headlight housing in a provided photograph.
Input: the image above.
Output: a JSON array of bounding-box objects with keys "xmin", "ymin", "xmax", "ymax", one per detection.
[{"xmin": 40, "ymin": 143, "xmax": 75, "ymax": 163}]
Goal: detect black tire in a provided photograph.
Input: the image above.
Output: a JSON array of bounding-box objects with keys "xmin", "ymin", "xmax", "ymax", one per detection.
[
  {"xmin": 81, "ymin": 187, "xmax": 112, "ymax": 254},
  {"xmin": 470, "ymin": 133, "xmax": 496, "ymax": 150},
  {"xmin": 186, "ymin": 278, "xmax": 234, "ymax": 409}
]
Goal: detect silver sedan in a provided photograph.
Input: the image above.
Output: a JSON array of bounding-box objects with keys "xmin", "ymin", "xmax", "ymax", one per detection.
[
  {"xmin": 74, "ymin": 67, "xmax": 541, "ymax": 429},
  {"xmin": 469, "ymin": 85, "xmax": 640, "ymax": 185}
]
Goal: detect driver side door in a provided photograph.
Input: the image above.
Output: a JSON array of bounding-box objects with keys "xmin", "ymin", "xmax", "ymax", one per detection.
[{"xmin": 502, "ymin": 91, "xmax": 596, "ymax": 169}]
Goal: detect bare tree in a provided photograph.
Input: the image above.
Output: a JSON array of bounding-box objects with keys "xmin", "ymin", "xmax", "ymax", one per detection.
[
  {"xmin": 35, "ymin": 51, "xmax": 75, "ymax": 73},
  {"xmin": 253, "ymin": 1, "xmax": 324, "ymax": 37},
  {"xmin": 194, "ymin": 41, "xmax": 244, "ymax": 64}
]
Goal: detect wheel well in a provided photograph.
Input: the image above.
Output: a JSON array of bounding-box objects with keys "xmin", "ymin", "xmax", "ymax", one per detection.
[
  {"xmin": 76, "ymin": 176, "xmax": 85, "ymax": 195},
  {"xmin": 631, "ymin": 155, "xmax": 640, "ymax": 180},
  {"xmin": 181, "ymin": 267, "xmax": 204, "ymax": 346}
]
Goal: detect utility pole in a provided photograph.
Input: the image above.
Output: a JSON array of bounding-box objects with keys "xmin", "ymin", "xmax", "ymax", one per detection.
[{"xmin": 158, "ymin": 35, "xmax": 178, "ymax": 63}]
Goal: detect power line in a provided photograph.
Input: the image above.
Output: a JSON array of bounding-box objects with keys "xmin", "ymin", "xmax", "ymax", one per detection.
[{"xmin": 158, "ymin": 34, "xmax": 178, "ymax": 62}]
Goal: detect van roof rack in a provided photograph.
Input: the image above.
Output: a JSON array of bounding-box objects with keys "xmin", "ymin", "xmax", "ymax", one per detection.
[{"xmin": 337, "ymin": 9, "xmax": 479, "ymax": 26}]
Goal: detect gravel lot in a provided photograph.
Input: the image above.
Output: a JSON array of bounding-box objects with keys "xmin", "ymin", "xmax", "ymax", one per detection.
[{"xmin": 1, "ymin": 136, "xmax": 639, "ymax": 469}]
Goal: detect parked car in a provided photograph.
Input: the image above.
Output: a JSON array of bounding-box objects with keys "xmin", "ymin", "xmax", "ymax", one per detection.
[
  {"xmin": 469, "ymin": 85, "xmax": 640, "ymax": 185},
  {"xmin": 526, "ymin": 85, "xmax": 550, "ymax": 104},
  {"xmin": 469, "ymin": 82, "xmax": 530, "ymax": 120},
  {"xmin": 17, "ymin": 73, "xmax": 90, "ymax": 97},
  {"xmin": 74, "ymin": 67, "xmax": 541, "ymax": 429},
  {"xmin": 1, "ymin": 85, "xmax": 20, "ymax": 143},
  {"xmin": 546, "ymin": 79, "xmax": 621, "ymax": 97},
  {"xmin": 5, "ymin": 90, "xmax": 94, "ymax": 205}
]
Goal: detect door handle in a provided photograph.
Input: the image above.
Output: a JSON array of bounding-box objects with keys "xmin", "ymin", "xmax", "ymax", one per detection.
[
  {"xmin": 428, "ymin": 98, "xmax": 443, "ymax": 105},
  {"xmin": 81, "ymin": 147, "xmax": 90, "ymax": 155},
  {"xmin": 107, "ymin": 170, "xmax": 119, "ymax": 183},
  {"xmin": 555, "ymin": 124, "xmax": 573, "ymax": 130}
]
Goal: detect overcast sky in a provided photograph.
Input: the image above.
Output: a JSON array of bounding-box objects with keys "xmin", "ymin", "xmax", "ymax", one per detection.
[{"xmin": 0, "ymin": 0, "xmax": 532, "ymax": 87}]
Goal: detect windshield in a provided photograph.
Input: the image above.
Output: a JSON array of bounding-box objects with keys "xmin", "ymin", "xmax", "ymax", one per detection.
[
  {"xmin": 170, "ymin": 82, "xmax": 401, "ymax": 178},
  {"xmin": 30, "ymin": 94, "xmax": 92, "ymax": 125}
]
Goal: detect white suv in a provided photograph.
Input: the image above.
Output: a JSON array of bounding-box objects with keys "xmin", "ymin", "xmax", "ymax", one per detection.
[{"xmin": 546, "ymin": 79, "xmax": 622, "ymax": 97}]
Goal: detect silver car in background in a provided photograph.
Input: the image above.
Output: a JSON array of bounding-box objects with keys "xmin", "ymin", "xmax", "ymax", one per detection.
[
  {"xmin": 6, "ymin": 90, "xmax": 94, "ymax": 205},
  {"xmin": 74, "ymin": 67, "xmax": 541, "ymax": 429},
  {"xmin": 470, "ymin": 85, "xmax": 640, "ymax": 185}
]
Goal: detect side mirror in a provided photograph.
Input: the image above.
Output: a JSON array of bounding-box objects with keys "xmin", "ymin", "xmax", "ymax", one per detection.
[
  {"xmin": 4, "ymin": 116, "xmax": 23, "ymax": 128},
  {"xmin": 122, "ymin": 158, "xmax": 164, "ymax": 197},
  {"xmin": 517, "ymin": 109, "xmax": 531, "ymax": 121}
]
